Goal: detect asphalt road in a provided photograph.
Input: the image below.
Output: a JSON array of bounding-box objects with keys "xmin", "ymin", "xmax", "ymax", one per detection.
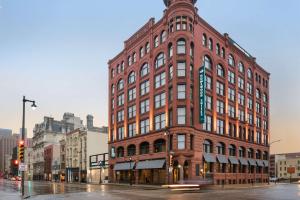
[{"xmin": 0, "ymin": 179, "xmax": 300, "ymax": 200}]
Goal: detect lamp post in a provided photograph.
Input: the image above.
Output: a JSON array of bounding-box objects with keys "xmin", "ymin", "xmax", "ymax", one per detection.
[
  {"xmin": 129, "ymin": 157, "xmax": 132, "ymax": 186},
  {"xmin": 164, "ymin": 128, "xmax": 171, "ymax": 185},
  {"xmin": 268, "ymin": 139, "xmax": 281, "ymax": 184},
  {"xmin": 21, "ymin": 96, "xmax": 37, "ymax": 197}
]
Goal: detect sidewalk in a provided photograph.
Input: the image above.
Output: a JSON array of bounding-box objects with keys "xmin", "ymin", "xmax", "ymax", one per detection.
[{"xmin": 202, "ymin": 183, "xmax": 274, "ymax": 190}]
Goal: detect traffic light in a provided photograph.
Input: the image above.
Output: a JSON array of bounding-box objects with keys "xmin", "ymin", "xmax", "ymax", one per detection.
[
  {"xmin": 14, "ymin": 160, "xmax": 19, "ymax": 166},
  {"xmin": 18, "ymin": 140, "xmax": 25, "ymax": 161}
]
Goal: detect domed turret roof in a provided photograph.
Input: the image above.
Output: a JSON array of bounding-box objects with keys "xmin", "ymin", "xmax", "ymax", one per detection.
[{"xmin": 163, "ymin": 0, "xmax": 197, "ymax": 7}]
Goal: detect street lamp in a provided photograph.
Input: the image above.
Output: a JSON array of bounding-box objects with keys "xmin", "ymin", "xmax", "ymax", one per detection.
[
  {"xmin": 21, "ymin": 96, "xmax": 37, "ymax": 197},
  {"xmin": 164, "ymin": 128, "xmax": 171, "ymax": 185}
]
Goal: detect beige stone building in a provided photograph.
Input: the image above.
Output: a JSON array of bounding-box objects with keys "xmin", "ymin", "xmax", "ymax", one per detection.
[{"xmin": 276, "ymin": 153, "xmax": 300, "ymax": 180}]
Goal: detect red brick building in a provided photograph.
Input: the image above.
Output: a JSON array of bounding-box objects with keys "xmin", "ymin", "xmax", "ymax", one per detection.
[{"xmin": 108, "ymin": 0, "xmax": 270, "ymax": 185}]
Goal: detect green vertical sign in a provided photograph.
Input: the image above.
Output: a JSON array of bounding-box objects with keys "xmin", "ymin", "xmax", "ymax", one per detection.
[{"xmin": 199, "ymin": 66, "xmax": 206, "ymax": 124}]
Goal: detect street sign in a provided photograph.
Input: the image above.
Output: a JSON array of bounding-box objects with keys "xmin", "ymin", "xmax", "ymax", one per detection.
[{"xmin": 19, "ymin": 163, "xmax": 27, "ymax": 172}]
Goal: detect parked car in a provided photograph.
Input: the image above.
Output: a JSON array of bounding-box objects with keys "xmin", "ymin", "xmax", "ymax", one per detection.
[{"xmin": 269, "ymin": 177, "xmax": 278, "ymax": 182}]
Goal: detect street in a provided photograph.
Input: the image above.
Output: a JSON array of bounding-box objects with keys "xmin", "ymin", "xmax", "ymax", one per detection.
[{"xmin": 1, "ymin": 179, "xmax": 300, "ymax": 200}]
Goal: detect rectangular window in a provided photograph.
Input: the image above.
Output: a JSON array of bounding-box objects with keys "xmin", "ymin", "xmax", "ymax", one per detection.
[
  {"xmin": 203, "ymin": 115, "xmax": 212, "ymax": 131},
  {"xmin": 248, "ymin": 113, "xmax": 253, "ymax": 125},
  {"xmin": 177, "ymin": 84, "xmax": 186, "ymax": 99},
  {"xmin": 217, "ymin": 100, "xmax": 225, "ymax": 114},
  {"xmin": 155, "ymin": 113, "xmax": 166, "ymax": 130},
  {"xmin": 177, "ymin": 134, "xmax": 186, "ymax": 150},
  {"xmin": 117, "ymin": 110, "xmax": 124, "ymax": 122},
  {"xmin": 228, "ymin": 88, "xmax": 235, "ymax": 101},
  {"xmin": 140, "ymin": 99, "xmax": 150, "ymax": 114},
  {"xmin": 248, "ymin": 98, "xmax": 253, "ymax": 110},
  {"xmin": 140, "ymin": 119, "xmax": 150, "ymax": 134},
  {"xmin": 206, "ymin": 76, "xmax": 212, "ymax": 90},
  {"xmin": 128, "ymin": 105, "xmax": 136, "ymax": 119},
  {"xmin": 216, "ymin": 81, "xmax": 224, "ymax": 96},
  {"xmin": 111, "ymin": 99, "xmax": 115, "ymax": 110},
  {"xmin": 238, "ymin": 77, "xmax": 244, "ymax": 90},
  {"xmin": 239, "ymin": 109, "xmax": 245, "ymax": 121},
  {"xmin": 206, "ymin": 96, "xmax": 212, "ymax": 110},
  {"xmin": 117, "ymin": 94, "xmax": 124, "ymax": 106},
  {"xmin": 256, "ymin": 103, "xmax": 261, "ymax": 113},
  {"xmin": 228, "ymin": 71, "xmax": 235, "ymax": 84},
  {"xmin": 155, "ymin": 92, "xmax": 166, "ymax": 109},
  {"xmin": 140, "ymin": 80, "xmax": 150, "ymax": 96},
  {"xmin": 128, "ymin": 123, "xmax": 136, "ymax": 138},
  {"xmin": 247, "ymin": 83, "xmax": 253, "ymax": 94},
  {"xmin": 128, "ymin": 88, "xmax": 136, "ymax": 101},
  {"xmin": 155, "ymin": 72, "xmax": 166, "ymax": 88},
  {"xmin": 238, "ymin": 93, "xmax": 245, "ymax": 106},
  {"xmin": 169, "ymin": 87, "xmax": 173, "ymax": 102},
  {"xmin": 177, "ymin": 62, "xmax": 186, "ymax": 77},
  {"xmin": 217, "ymin": 119, "xmax": 224, "ymax": 135},
  {"xmin": 256, "ymin": 117, "xmax": 261, "ymax": 128},
  {"xmin": 228, "ymin": 105, "xmax": 235, "ymax": 118},
  {"xmin": 117, "ymin": 127, "xmax": 124, "ymax": 140},
  {"xmin": 177, "ymin": 107, "xmax": 186, "ymax": 125}
]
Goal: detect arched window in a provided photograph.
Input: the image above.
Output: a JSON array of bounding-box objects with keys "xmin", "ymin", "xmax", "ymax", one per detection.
[
  {"xmin": 256, "ymin": 88, "xmax": 261, "ymax": 99},
  {"xmin": 202, "ymin": 34, "xmax": 207, "ymax": 47},
  {"xmin": 154, "ymin": 36, "xmax": 159, "ymax": 47},
  {"xmin": 216, "ymin": 43, "xmax": 220, "ymax": 55},
  {"xmin": 263, "ymin": 93, "xmax": 268, "ymax": 103},
  {"xmin": 216, "ymin": 142, "xmax": 226, "ymax": 155},
  {"xmin": 190, "ymin": 42, "xmax": 194, "ymax": 57},
  {"xmin": 217, "ymin": 64, "xmax": 225, "ymax": 77},
  {"xmin": 117, "ymin": 64, "xmax": 121, "ymax": 73},
  {"xmin": 247, "ymin": 68, "xmax": 252, "ymax": 79},
  {"xmin": 111, "ymin": 69, "xmax": 115, "ymax": 78},
  {"xmin": 228, "ymin": 54, "xmax": 235, "ymax": 66},
  {"xmin": 203, "ymin": 55, "xmax": 212, "ymax": 70},
  {"xmin": 155, "ymin": 53, "xmax": 165, "ymax": 68},
  {"xmin": 141, "ymin": 63, "xmax": 149, "ymax": 77},
  {"xmin": 248, "ymin": 148, "xmax": 254, "ymax": 158},
  {"xmin": 208, "ymin": 38, "xmax": 213, "ymax": 50},
  {"xmin": 263, "ymin": 151, "xmax": 269, "ymax": 160},
  {"xmin": 168, "ymin": 43, "xmax": 173, "ymax": 58},
  {"xmin": 111, "ymin": 84, "xmax": 115, "ymax": 94},
  {"xmin": 203, "ymin": 139, "xmax": 213, "ymax": 153},
  {"xmin": 238, "ymin": 62, "xmax": 244, "ymax": 73},
  {"xmin": 140, "ymin": 142, "xmax": 150, "ymax": 155},
  {"xmin": 127, "ymin": 144, "xmax": 136, "ymax": 156},
  {"xmin": 239, "ymin": 146, "xmax": 246, "ymax": 157},
  {"xmin": 121, "ymin": 61, "xmax": 125, "ymax": 71},
  {"xmin": 140, "ymin": 47, "xmax": 145, "ymax": 58},
  {"xmin": 154, "ymin": 139, "xmax": 166, "ymax": 153},
  {"xmin": 117, "ymin": 147, "xmax": 124, "ymax": 158},
  {"xmin": 256, "ymin": 150, "xmax": 262, "ymax": 159},
  {"xmin": 177, "ymin": 38, "xmax": 186, "ymax": 54},
  {"xmin": 133, "ymin": 52, "xmax": 137, "ymax": 63},
  {"xmin": 128, "ymin": 71, "xmax": 136, "ymax": 84},
  {"xmin": 117, "ymin": 79, "xmax": 124, "ymax": 91},
  {"xmin": 145, "ymin": 42, "xmax": 150, "ymax": 53},
  {"xmin": 229, "ymin": 144, "xmax": 236, "ymax": 156},
  {"xmin": 221, "ymin": 47, "xmax": 225, "ymax": 58},
  {"xmin": 161, "ymin": 30, "xmax": 167, "ymax": 43},
  {"xmin": 128, "ymin": 56, "xmax": 132, "ymax": 66}
]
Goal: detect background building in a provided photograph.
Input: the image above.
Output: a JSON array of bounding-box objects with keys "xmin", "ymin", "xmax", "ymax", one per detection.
[
  {"xmin": 270, "ymin": 152, "xmax": 300, "ymax": 181},
  {"xmin": 65, "ymin": 115, "xmax": 108, "ymax": 183},
  {"xmin": 0, "ymin": 128, "xmax": 12, "ymax": 138},
  {"xmin": 32, "ymin": 113, "xmax": 83, "ymax": 180},
  {"xmin": 0, "ymin": 133, "xmax": 19, "ymax": 173},
  {"xmin": 108, "ymin": 0, "xmax": 270, "ymax": 185}
]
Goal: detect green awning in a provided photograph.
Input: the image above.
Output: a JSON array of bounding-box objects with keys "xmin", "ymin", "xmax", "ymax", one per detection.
[
  {"xmin": 216, "ymin": 155, "xmax": 228, "ymax": 164},
  {"xmin": 248, "ymin": 159, "xmax": 257, "ymax": 166},
  {"xmin": 114, "ymin": 162, "xmax": 135, "ymax": 171},
  {"xmin": 136, "ymin": 159, "xmax": 165, "ymax": 170},
  {"xmin": 229, "ymin": 156, "xmax": 239, "ymax": 165},
  {"xmin": 239, "ymin": 158, "xmax": 249, "ymax": 166},
  {"xmin": 203, "ymin": 153, "xmax": 216, "ymax": 163}
]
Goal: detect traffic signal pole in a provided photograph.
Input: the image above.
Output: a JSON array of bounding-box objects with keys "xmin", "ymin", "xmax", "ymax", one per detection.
[{"xmin": 21, "ymin": 96, "xmax": 26, "ymax": 197}]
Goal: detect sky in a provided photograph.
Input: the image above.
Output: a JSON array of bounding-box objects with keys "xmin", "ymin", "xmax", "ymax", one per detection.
[{"xmin": 0, "ymin": 0, "xmax": 299, "ymax": 154}]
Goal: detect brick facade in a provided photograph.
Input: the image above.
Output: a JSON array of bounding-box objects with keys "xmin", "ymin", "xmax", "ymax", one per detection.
[{"xmin": 108, "ymin": 0, "xmax": 270, "ymax": 185}]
